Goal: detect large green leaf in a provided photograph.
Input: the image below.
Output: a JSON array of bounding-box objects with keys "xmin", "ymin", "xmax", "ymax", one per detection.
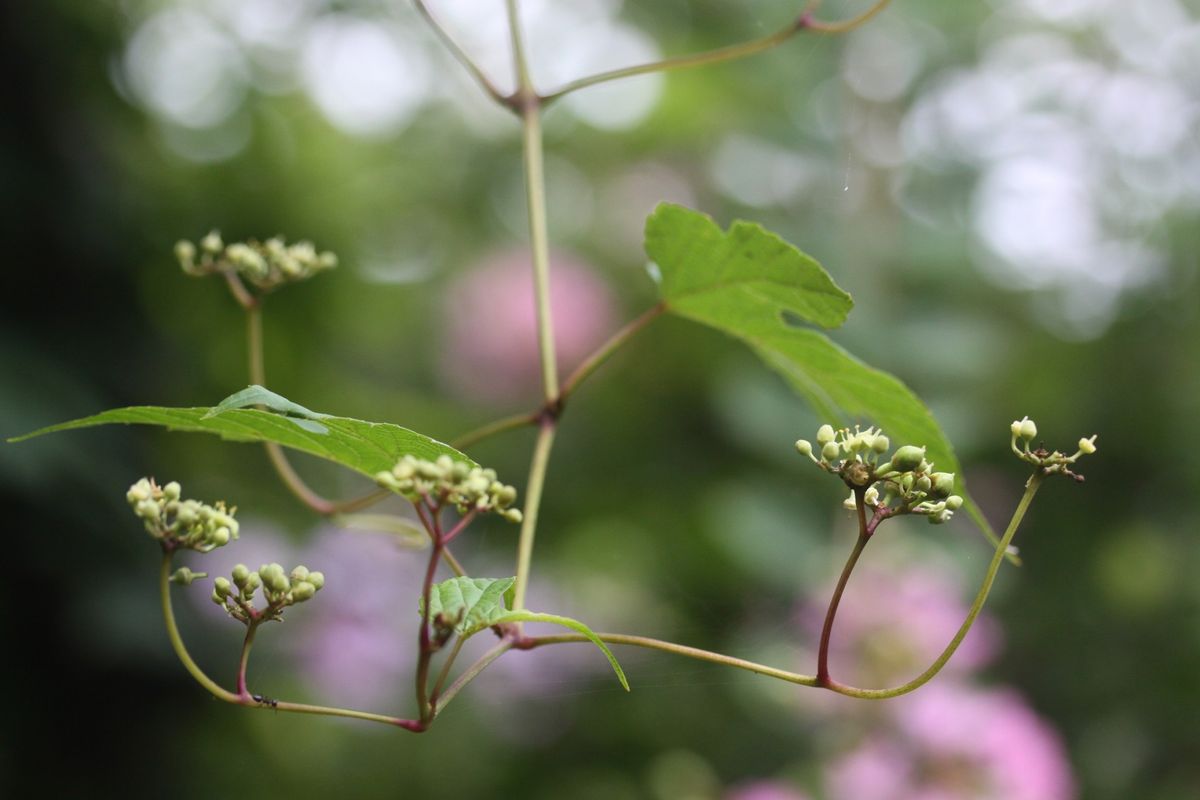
[
  {"xmin": 648, "ymin": 202, "xmax": 854, "ymax": 330},
  {"xmin": 420, "ymin": 576, "xmax": 630, "ymax": 691},
  {"xmin": 647, "ymin": 204, "xmax": 1005, "ymax": 555},
  {"xmin": 8, "ymin": 386, "xmax": 470, "ymax": 479}
]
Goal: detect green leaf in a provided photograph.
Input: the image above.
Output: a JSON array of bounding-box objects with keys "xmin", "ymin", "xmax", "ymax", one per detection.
[
  {"xmin": 420, "ymin": 576, "xmax": 517, "ymax": 637},
  {"xmin": 8, "ymin": 387, "xmax": 470, "ymax": 479},
  {"xmin": 494, "ymin": 611, "xmax": 630, "ymax": 692},
  {"xmin": 419, "ymin": 577, "xmax": 630, "ymax": 691},
  {"xmin": 647, "ymin": 204, "xmax": 1006, "ymax": 558},
  {"xmin": 647, "ymin": 203, "xmax": 854, "ymax": 331}
]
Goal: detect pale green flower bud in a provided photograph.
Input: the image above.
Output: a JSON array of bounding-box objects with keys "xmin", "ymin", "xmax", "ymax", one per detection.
[
  {"xmin": 795, "ymin": 439, "xmax": 813, "ymax": 457},
  {"xmin": 931, "ymin": 472, "xmax": 956, "ymax": 499},
  {"xmin": 174, "ymin": 240, "xmax": 196, "ymax": 268},
  {"xmin": 1078, "ymin": 436, "xmax": 1097, "ymax": 455},
  {"xmin": 891, "ymin": 445, "xmax": 926, "ymax": 472},
  {"xmin": 127, "ymin": 479, "xmax": 153, "ymax": 504},
  {"xmin": 821, "ymin": 442, "xmax": 842, "ymax": 462},
  {"xmin": 945, "ymin": 495, "xmax": 964, "ymax": 510},
  {"xmin": 306, "ymin": 571, "xmax": 325, "ymax": 591},
  {"xmin": 502, "ymin": 508, "xmax": 523, "ymax": 524},
  {"xmin": 267, "ymin": 572, "xmax": 290, "ymax": 594},
  {"xmin": 1019, "ymin": 417, "xmax": 1037, "ymax": 441},
  {"xmin": 290, "ymin": 565, "xmax": 310, "ymax": 582},
  {"xmin": 210, "ymin": 527, "xmax": 231, "ymax": 547},
  {"xmin": 200, "ymin": 230, "xmax": 223, "ymax": 254},
  {"xmin": 915, "ymin": 475, "xmax": 932, "ymax": 493},
  {"xmin": 1010, "ymin": 420, "xmax": 1023, "ymax": 437},
  {"xmin": 170, "ymin": 567, "xmax": 207, "ymax": 586},
  {"xmin": 291, "ymin": 581, "xmax": 316, "ymax": 602},
  {"xmin": 162, "ymin": 481, "xmax": 182, "ymax": 501},
  {"xmin": 232, "ymin": 564, "xmax": 250, "ymax": 588},
  {"xmin": 872, "ymin": 435, "xmax": 890, "ymax": 454},
  {"xmin": 816, "ymin": 424, "xmax": 836, "ymax": 445},
  {"xmin": 214, "ymin": 577, "xmax": 232, "ymax": 598},
  {"xmin": 874, "ymin": 461, "xmax": 893, "ymax": 475}
]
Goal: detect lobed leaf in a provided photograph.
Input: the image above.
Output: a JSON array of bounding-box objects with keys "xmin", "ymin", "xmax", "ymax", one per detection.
[
  {"xmin": 646, "ymin": 204, "xmax": 1004, "ymax": 554},
  {"xmin": 8, "ymin": 386, "xmax": 471, "ymax": 479}
]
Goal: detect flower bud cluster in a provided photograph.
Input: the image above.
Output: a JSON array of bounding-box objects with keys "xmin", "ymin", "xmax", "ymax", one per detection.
[
  {"xmin": 175, "ymin": 231, "xmax": 337, "ymax": 290},
  {"xmin": 795, "ymin": 424, "xmax": 962, "ymax": 525},
  {"xmin": 1010, "ymin": 416, "xmax": 1097, "ymax": 481},
  {"xmin": 376, "ymin": 455, "xmax": 523, "ymax": 523},
  {"xmin": 127, "ymin": 478, "xmax": 239, "ymax": 552},
  {"xmin": 211, "ymin": 562, "xmax": 325, "ymax": 624}
]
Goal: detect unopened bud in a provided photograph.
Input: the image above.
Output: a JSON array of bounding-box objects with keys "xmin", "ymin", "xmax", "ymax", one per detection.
[
  {"xmin": 871, "ymin": 435, "xmax": 890, "ymax": 454},
  {"xmin": 170, "ymin": 567, "xmax": 207, "ymax": 586},
  {"xmin": 821, "ymin": 442, "xmax": 842, "ymax": 462},
  {"xmin": 1078, "ymin": 436, "xmax": 1097, "ymax": 455},
  {"xmin": 232, "ymin": 564, "xmax": 250, "ymax": 587},
  {"xmin": 795, "ymin": 439, "xmax": 813, "ymax": 457},
  {"xmin": 291, "ymin": 581, "xmax": 316, "ymax": 602},
  {"xmin": 891, "ymin": 445, "xmax": 926, "ymax": 472},
  {"xmin": 945, "ymin": 495, "xmax": 963, "ymax": 510},
  {"xmin": 306, "ymin": 571, "xmax": 325, "ymax": 591},
  {"xmin": 816, "ymin": 424, "xmax": 836, "ymax": 445},
  {"xmin": 931, "ymin": 472, "xmax": 956, "ymax": 499},
  {"xmin": 1019, "ymin": 417, "xmax": 1037, "ymax": 441},
  {"xmin": 214, "ymin": 577, "xmax": 232, "ymax": 599}
]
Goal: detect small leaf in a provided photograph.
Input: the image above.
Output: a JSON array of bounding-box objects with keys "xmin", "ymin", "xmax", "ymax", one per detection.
[
  {"xmin": 9, "ymin": 392, "xmax": 471, "ymax": 479},
  {"xmin": 494, "ymin": 611, "xmax": 630, "ymax": 692},
  {"xmin": 420, "ymin": 577, "xmax": 517, "ymax": 637},
  {"xmin": 646, "ymin": 204, "xmax": 1005, "ymax": 557},
  {"xmin": 203, "ymin": 385, "xmax": 327, "ymax": 420},
  {"xmin": 418, "ymin": 578, "xmax": 630, "ymax": 691}
]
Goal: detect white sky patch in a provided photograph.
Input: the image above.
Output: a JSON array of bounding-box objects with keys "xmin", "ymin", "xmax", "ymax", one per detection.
[
  {"xmin": 301, "ymin": 15, "xmax": 432, "ymax": 137},
  {"xmin": 123, "ymin": 9, "xmax": 248, "ymax": 129}
]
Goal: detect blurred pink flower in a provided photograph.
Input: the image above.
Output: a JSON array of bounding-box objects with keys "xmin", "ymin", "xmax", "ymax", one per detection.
[
  {"xmin": 799, "ymin": 561, "xmax": 1001, "ymax": 689},
  {"xmin": 442, "ymin": 248, "xmax": 617, "ymax": 404},
  {"xmin": 725, "ymin": 780, "xmax": 812, "ymax": 800},
  {"xmin": 825, "ymin": 682, "xmax": 1076, "ymax": 800}
]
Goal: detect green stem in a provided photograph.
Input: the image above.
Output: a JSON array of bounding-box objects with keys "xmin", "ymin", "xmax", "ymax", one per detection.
[
  {"xmin": 433, "ymin": 638, "xmax": 514, "ymax": 714},
  {"xmin": 558, "ymin": 303, "xmax": 665, "ymax": 404},
  {"xmin": 451, "ymin": 411, "xmax": 538, "ymax": 451},
  {"xmin": 429, "ymin": 637, "xmax": 467, "ymax": 707},
  {"xmin": 412, "ymin": 0, "xmax": 511, "ymax": 108},
  {"xmin": 511, "ymin": 420, "xmax": 556, "ymax": 611},
  {"xmin": 506, "ymin": 0, "xmax": 558, "ymax": 402},
  {"xmin": 504, "ymin": 0, "xmax": 559, "ymax": 619},
  {"xmin": 521, "ymin": 633, "xmax": 818, "ymax": 686},
  {"xmin": 826, "ymin": 472, "xmax": 1045, "ymax": 699},
  {"xmin": 159, "ymin": 552, "xmax": 241, "ymax": 703},
  {"xmin": 538, "ymin": 0, "xmax": 892, "ymax": 104}
]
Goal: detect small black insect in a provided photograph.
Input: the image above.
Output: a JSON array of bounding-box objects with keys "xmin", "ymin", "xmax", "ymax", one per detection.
[{"xmin": 252, "ymin": 693, "xmax": 278, "ymax": 709}]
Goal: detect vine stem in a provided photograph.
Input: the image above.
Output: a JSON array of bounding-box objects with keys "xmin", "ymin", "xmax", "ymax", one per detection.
[
  {"xmin": 816, "ymin": 487, "xmax": 870, "ymax": 686},
  {"xmin": 158, "ymin": 552, "xmax": 424, "ymax": 729},
  {"xmin": 505, "ymin": 0, "xmax": 559, "ymax": 616},
  {"xmin": 236, "ymin": 621, "xmax": 260, "ymax": 697},
  {"xmin": 434, "ymin": 638, "xmax": 514, "ymax": 714},
  {"xmin": 557, "ymin": 303, "xmax": 665, "ymax": 405},
  {"xmin": 825, "ymin": 471, "xmax": 1045, "ymax": 699},
  {"xmin": 412, "ymin": 0, "xmax": 510, "ymax": 108},
  {"xmin": 451, "ymin": 411, "xmax": 538, "ymax": 451},
  {"xmin": 538, "ymin": 0, "xmax": 892, "ymax": 105},
  {"xmin": 520, "ymin": 632, "xmax": 819, "ymax": 686}
]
